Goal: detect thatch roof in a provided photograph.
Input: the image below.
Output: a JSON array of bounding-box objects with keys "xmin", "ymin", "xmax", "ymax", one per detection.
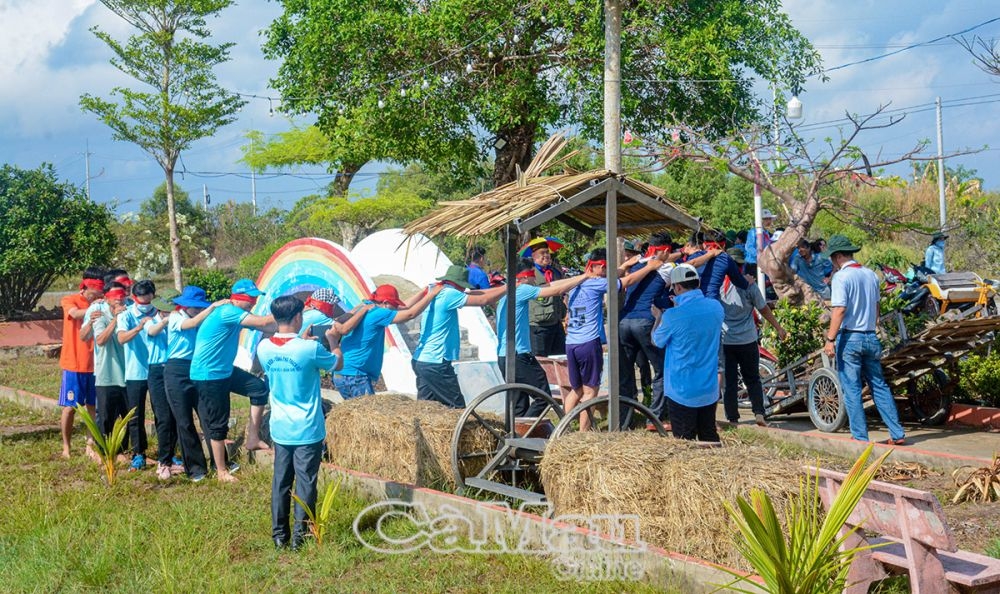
[{"xmin": 404, "ymin": 134, "xmax": 706, "ymax": 239}]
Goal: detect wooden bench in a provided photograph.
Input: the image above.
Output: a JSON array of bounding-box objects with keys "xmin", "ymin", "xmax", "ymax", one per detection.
[{"xmin": 813, "ymin": 467, "xmax": 1000, "ymax": 593}]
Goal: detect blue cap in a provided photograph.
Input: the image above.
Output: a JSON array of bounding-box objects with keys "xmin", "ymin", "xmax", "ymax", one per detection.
[
  {"xmin": 231, "ymin": 278, "xmax": 264, "ymax": 297},
  {"xmin": 173, "ymin": 286, "xmax": 212, "ymax": 309}
]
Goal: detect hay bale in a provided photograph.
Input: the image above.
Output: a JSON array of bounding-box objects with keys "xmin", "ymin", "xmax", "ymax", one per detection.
[
  {"xmin": 540, "ymin": 432, "xmax": 801, "ymax": 571},
  {"xmin": 325, "ymin": 393, "xmax": 499, "ymax": 490}
]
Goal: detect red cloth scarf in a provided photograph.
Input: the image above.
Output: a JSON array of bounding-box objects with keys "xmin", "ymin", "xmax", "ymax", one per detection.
[
  {"xmin": 79, "ymin": 279, "xmax": 104, "ymax": 291},
  {"xmin": 304, "ymin": 297, "xmax": 335, "ymax": 318},
  {"xmin": 268, "ymin": 336, "xmax": 295, "ymax": 346},
  {"xmin": 230, "ymin": 293, "xmax": 257, "ymax": 305},
  {"xmin": 534, "ymin": 264, "xmax": 554, "ymax": 283},
  {"xmin": 439, "ymin": 280, "xmax": 466, "ymax": 291}
]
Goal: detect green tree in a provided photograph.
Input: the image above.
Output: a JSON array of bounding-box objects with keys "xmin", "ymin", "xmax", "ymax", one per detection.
[
  {"xmin": 262, "ymin": 0, "xmax": 820, "ymax": 188},
  {"xmin": 114, "ymin": 182, "xmax": 212, "ymax": 278},
  {"xmin": 80, "ymin": 0, "xmax": 245, "ymax": 289},
  {"xmin": 287, "ymin": 192, "xmax": 431, "ymax": 249},
  {"xmin": 0, "ymin": 164, "xmax": 117, "ymax": 317},
  {"xmin": 241, "ymin": 126, "xmax": 359, "ymax": 196},
  {"xmin": 210, "ymin": 202, "xmax": 288, "ymax": 268}
]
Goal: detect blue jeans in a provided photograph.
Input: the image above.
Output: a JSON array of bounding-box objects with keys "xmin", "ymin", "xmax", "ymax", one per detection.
[
  {"xmin": 836, "ymin": 332, "xmax": 905, "ymax": 441},
  {"xmin": 333, "ymin": 374, "xmax": 376, "ymax": 399}
]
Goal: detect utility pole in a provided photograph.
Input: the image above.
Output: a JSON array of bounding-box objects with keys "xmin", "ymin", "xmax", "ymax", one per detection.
[
  {"xmin": 935, "ymin": 97, "xmax": 947, "ymax": 265},
  {"xmin": 203, "ymin": 184, "xmax": 210, "ymax": 210},
  {"xmin": 604, "ymin": 0, "xmax": 622, "ymax": 431},
  {"xmin": 250, "ymin": 136, "xmax": 258, "ymax": 216}
]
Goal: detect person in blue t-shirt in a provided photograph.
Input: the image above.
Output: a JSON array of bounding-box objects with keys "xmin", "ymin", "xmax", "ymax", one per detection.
[
  {"xmin": 335, "ymin": 283, "xmax": 441, "ymax": 399},
  {"xmin": 257, "ymin": 295, "xmax": 343, "ymax": 551},
  {"xmin": 497, "ymin": 259, "xmax": 593, "ymax": 417},
  {"xmin": 115, "ymin": 280, "xmax": 157, "ymax": 471},
  {"xmin": 163, "ymin": 286, "xmax": 228, "ymax": 481},
  {"xmin": 683, "ymin": 230, "xmax": 749, "ymax": 300},
  {"xmin": 652, "ymin": 264, "xmax": 725, "ymax": 441},
  {"xmin": 191, "ymin": 278, "xmax": 276, "ymax": 483},
  {"xmin": 298, "ymin": 288, "xmax": 339, "ymax": 337},
  {"xmin": 466, "ymin": 246, "xmax": 491, "ymax": 290},
  {"xmin": 564, "ymin": 248, "xmax": 668, "ymax": 430},
  {"xmin": 412, "ymin": 264, "xmax": 507, "ymax": 408}
]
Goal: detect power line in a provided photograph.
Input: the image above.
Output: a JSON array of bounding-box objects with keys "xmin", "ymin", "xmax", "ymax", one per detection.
[{"xmin": 820, "ymin": 16, "xmax": 1000, "ymax": 74}]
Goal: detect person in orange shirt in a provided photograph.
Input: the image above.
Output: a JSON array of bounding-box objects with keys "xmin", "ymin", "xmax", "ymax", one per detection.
[{"xmin": 59, "ymin": 267, "xmax": 107, "ymax": 458}]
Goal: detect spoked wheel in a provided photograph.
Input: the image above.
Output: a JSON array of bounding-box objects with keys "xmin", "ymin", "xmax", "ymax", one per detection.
[
  {"xmin": 550, "ymin": 396, "xmax": 668, "ymax": 439},
  {"xmin": 807, "ymin": 368, "xmax": 847, "ymax": 432},
  {"xmin": 450, "ymin": 383, "xmax": 563, "ymax": 492},
  {"xmin": 738, "ymin": 358, "xmax": 778, "ymax": 409},
  {"xmin": 923, "ymin": 296, "xmax": 943, "ymax": 319},
  {"xmin": 908, "ymin": 369, "xmax": 953, "ymax": 426}
]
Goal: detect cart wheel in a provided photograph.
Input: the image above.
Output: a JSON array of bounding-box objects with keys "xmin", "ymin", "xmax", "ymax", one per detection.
[
  {"xmin": 908, "ymin": 369, "xmax": 952, "ymax": 426},
  {"xmin": 550, "ymin": 396, "xmax": 667, "ymax": 439},
  {"xmin": 450, "ymin": 383, "xmax": 563, "ymax": 492},
  {"xmin": 737, "ymin": 358, "xmax": 778, "ymax": 409},
  {"xmin": 808, "ymin": 368, "xmax": 847, "ymax": 432}
]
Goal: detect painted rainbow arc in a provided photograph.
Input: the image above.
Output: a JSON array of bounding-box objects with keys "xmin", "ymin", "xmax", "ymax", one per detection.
[{"xmin": 237, "ymin": 238, "xmax": 401, "ymax": 359}]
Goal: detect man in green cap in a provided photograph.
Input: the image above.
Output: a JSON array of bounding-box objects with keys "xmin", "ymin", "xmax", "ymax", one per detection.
[
  {"xmin": 823, "ymin": 235, "xmax": 906, "ymax": 445},
  {"xmin": 924, "ymin": 231, "xmax": 947, "ymax": 275},
  {"xmin": 412, "ymin": 264, "xmax": 507, "ymax": 407}
]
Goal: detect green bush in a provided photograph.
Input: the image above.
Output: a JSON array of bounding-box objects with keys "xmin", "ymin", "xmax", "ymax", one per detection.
[
  {"xmin": 762, "ymin": 301, "xmax": 825, "ymax": 368},
  {"xmin": 185, "ymin": 268, "xmax": 233, "ymax": 302},
  {"xmin": 986, "ymin": 537, "xmax": 1000, "ymax": 559},
  {"xmin": 861, "ymin": 241, "xmax": 920, "ymax": 272},
  {"xmin": 957, "ymin": 351, "xmax": 1000, "ymax": 407},
  {"xmin": 234, "ymin": 240, "xmax": 285, "ymax": 281}
]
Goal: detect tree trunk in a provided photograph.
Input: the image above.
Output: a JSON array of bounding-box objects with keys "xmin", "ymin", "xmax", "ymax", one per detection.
[
  {"xmin": 332, "ymin": 162, "xmax": 362, "ymax": 196},
  {"xmin": 757, "ymin": 190, "xmax": 824, "ymax": 305},
  {"xmin": 493, "ymin": 123, "xmax": 537, "ymax": 187},
  {"xmin": 164, "ymin": 167, "xmax": 184, "ymax": 290}
]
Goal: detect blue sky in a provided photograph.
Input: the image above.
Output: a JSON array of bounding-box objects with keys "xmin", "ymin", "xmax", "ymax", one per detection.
[{"xmin": 1, "ymin": 0, "xmax": 998, "ymax": 217}]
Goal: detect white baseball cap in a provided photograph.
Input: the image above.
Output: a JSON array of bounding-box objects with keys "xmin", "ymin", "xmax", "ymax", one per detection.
[
  {"xmin": 761, "ymin": 209, "xmax": 776, "ymax": 219},
  {"xmin": 669, "ymin": 264, "xmax": 700, "ymax": 285}
]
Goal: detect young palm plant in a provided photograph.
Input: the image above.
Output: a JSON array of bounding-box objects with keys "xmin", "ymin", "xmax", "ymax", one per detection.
[
  {"xmin": 291, "ymin": 476, "xmax": 344, "ymax": 547},
  {"xmin": 75, "ymin": 405, "xmax": 136, "ymax": 486},
  {"xmin": 718, "ymin": 444, "xmax": 892, "ymax": 594}
]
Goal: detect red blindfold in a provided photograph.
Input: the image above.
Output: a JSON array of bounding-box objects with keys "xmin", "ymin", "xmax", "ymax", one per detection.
[
  {"xmin": 79, "ymin": 279, "xmax": 104, "ymax": 291},
  {"xmin": 515, "ymin": 270, "xmax": 536, "ymax": 280},
  {"xmin": 304, "ymin": 296, "xmax": 335, "ymax": 318},
  {"xmin": 230, "ymin": 293, "xmax": 257, "ymax": 305},
  {"xmin": 586, "ymin": 260, "xmax": 607, "ymax": 270},
  {"xmin": 104, "ymin": 288, "xmax": 127, "ymax": 300},
  {"xmin": 704, "ymin": 241, "xmax": 725, "ymax": 251},
  {"xmin": 643, "ymin": 245, "xmax": 672, "ymax": 258}
]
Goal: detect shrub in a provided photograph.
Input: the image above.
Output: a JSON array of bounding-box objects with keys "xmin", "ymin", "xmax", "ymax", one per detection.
[
  {"xmin": 234, "ymin": 240, "xmax": 285, "ymax": 281},
  {"xmin": 762, "ymin": 301, "xmax": 825, "ymax": 368},
  {"xmin": 185, "ymin": 268, "xmax": 234, "ymax": 302},
  {"xmin": 957, "ymin": 351, "xmax": 1000, "ymax": 407}
]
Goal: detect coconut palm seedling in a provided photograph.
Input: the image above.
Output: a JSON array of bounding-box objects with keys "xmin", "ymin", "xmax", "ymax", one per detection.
[
  {"xmin": 717, "ymin": 444, "xmax": 891, "ymax": 594},
  {"xmin": 952, "ymin": 453, "xmax": 1000, "ymax": 503},
  {"xmin": 291, "ymin": 476, "xmax": 344, "ymax": 547},
  {"xmin": 75, "ymin": 404, "xmax": 136, "ymax": 486}
]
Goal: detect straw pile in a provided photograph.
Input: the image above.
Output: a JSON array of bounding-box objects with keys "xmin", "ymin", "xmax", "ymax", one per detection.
[
  {"xmin": 325, "ymin": 393, "xmax": 499, "ymax": 490},
  {"xmin": 540, "ymin": 432, "xmax": 802, "ymax": 571}
]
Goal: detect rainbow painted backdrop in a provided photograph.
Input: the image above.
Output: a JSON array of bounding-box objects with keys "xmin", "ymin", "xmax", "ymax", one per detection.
[{"xmin": 236, "ymin": 238, "xmax": 405, "ymax": 370}]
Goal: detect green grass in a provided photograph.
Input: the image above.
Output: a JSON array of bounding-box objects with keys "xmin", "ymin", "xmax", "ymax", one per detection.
[
  {"xmin": 0, "ymin": 399, "xmax": 60, "ymax": 427},
  {"xmin": 0, "ymin": 355, "xmax": 62, "ymax": 398},
  {"xmin": 0, "ymin": 434, "xmax": 664, "ymax": 593}
]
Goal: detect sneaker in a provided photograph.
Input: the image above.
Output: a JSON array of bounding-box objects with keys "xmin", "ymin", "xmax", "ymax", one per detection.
[
  {"xmin": 755, "ymin": 414, "xmax": 768, "ymax": 427},
  {"xmin": 129, "ymin": 454, "xmax": 146, "ymax": 472},
  {"xmin": 156, "ymin": 464, "xmax": 171, "ymax": 481},
  {"xmin": 172, "ymin": 455, "xmax": 184, "ymax": 467},
  {"xmin": 227, "ymin": 461, "xmax": 241, "ymax": 474},
  {"xmin": 881, "ymin": 437, "xmax": 907, "ymax": 446},
  {"xmin": 190, "ymin": 472, "xmax": 207, "ymax": 483}
]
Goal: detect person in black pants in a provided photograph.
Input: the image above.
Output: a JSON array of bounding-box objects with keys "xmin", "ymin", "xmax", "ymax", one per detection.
[
  {"xmin": 142, "ymin": 287, "xmax": 181, "ymax": 480},
  {"xmin": 162, "ymin": 286, "xmax": 228, "ymax": 481},
  {"xmin": 718, "ymin": 249, "xmax": 787, "ymax": 426}
]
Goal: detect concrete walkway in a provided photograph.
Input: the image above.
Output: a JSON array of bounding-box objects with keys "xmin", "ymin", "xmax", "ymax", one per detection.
[{"xmin": 720, "ymin": 405, "xmax": 1000, "ymax": 471}]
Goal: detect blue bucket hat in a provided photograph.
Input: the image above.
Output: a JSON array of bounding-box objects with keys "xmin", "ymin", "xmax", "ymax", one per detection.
[
  {"xmin": 231, "ymin": 278, "xmax": 264, "ymax": 297},
  {"xmin": 174, "ymin": 286, "xmax": 212, "ymax": 309}
]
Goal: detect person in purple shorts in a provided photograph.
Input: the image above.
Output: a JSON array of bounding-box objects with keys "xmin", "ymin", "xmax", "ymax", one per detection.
[{"xmin": 563, "ymin": 248, "xmax": 668, "ymax": 430}]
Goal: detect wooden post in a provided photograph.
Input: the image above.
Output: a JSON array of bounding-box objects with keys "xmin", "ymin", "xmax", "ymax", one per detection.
[{"xmin": 504, "ymin": 225, "xmax": 518, "ymax": 436}]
